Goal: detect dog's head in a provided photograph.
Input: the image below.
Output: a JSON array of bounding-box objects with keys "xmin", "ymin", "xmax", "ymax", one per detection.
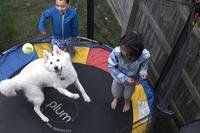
[{"xmin": 43, "ymin": 45, "xmax": 71, "ymax": 77}]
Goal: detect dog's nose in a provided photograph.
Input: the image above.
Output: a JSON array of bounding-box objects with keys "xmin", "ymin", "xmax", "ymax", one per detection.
[{"xmin": 54, "ymin": 66, "xmax": 58, "ymax": 70}]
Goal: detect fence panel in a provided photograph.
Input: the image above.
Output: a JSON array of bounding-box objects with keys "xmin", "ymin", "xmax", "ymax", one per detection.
[{"xmin": 108, "ymin": 0, "xmax": 200, "ymax": 127}]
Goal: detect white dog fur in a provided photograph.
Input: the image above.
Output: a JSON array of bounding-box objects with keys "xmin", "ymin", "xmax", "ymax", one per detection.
[{"xmin": 0, "ymin": 45, "xmax": 91, "ymax": 122}]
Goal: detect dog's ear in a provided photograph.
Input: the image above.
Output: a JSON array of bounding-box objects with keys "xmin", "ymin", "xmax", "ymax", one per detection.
[
  {"xmin": 53, "ymin": 45, "xmax": 63, "ymax": 56},
  {"xmin": 43, "ymin": 50, "xmax": 50, "ymax": 63}
]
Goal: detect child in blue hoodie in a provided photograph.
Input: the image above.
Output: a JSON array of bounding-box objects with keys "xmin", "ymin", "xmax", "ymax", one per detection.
[
  {"xmin": 108, "ymin": 31, "xmax": 150, "ymax": 112},
  {"xmin": 39, "ymin": 0, "xmax": 78, "ymax": 58}
]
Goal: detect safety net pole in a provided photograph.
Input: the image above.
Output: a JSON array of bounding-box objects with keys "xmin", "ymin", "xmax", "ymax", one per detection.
[{"xmin": 87, "ymin": 0, "xmax": 94, "ymax": 39}]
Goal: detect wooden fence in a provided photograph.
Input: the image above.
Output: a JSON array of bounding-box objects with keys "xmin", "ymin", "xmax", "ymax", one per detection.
[{"xmin": 108, "ymin": 0, "xmax": 200, "ymax": 128}]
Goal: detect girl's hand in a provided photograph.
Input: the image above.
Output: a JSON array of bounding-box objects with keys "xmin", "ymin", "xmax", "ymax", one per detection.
[
  {"xmin": 126, "ymin": 78, "xmax": 135, "ymax": 85},
  {"xmin": 41, "ymin": 32, "xmax": 47, "ymax": 36}
]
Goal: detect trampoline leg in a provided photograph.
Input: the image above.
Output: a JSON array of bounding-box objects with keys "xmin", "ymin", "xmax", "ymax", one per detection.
[
  {"xmin": 74, "ymin": 79, "xmax": 91, "ymax": 102},
  {"xmin": 34, "ymin": 105, "xmax": 49, "ymax": 122},
  {"xmin": 54, "ymin": 86, "xmax": 80, "ymax": 100}
]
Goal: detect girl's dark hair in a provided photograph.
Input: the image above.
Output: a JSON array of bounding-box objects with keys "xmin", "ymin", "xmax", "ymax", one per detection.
[
  {"xmin": 65, "ymin": 0, "xmax": 70, "ymax": 3},
  {"xmin": 54, "ymin": 0, "xmax": 70, "ymax": 4},
  {"xmin": 120, "ymin": 31, "xmax": 144, "ymax": 59}
]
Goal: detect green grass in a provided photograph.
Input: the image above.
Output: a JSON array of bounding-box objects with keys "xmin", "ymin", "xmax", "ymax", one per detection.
[{"xmin": 0, "ymin": 0, "xmax": 120, "ymax": 51}]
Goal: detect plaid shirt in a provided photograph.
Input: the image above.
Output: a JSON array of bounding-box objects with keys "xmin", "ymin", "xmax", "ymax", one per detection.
[{"xmin": 108, "ymin": 46, "xmax": 150, "ymax": 84}]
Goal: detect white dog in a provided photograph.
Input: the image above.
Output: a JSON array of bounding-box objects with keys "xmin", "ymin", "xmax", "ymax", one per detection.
[{"xmin": 0, "ymin": 45, "xmax": 91, "ymax": 122}]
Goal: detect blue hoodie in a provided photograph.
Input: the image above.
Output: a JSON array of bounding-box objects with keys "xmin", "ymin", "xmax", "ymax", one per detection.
[{"xmin": 38, "ymin": 6, "xmax": 78, "ymax": 40}]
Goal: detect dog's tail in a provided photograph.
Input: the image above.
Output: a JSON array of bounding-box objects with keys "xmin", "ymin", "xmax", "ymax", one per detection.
[{"xmin": 0, "ymin": 79, "xmax": 21, "ymax": 97}]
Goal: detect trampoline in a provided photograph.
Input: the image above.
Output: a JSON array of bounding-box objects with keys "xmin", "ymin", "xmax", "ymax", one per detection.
[
  {"xmin": 0, "ymin": 37, "xmax": 154, "ymax": 133},
  {"xmin": 179, "ymin": 120, "xmax": 200, "ymax": 133}
]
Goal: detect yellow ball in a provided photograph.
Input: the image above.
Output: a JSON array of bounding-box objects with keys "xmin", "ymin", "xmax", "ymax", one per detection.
[{"xmin": 22, "ymin": 43, "xmax": 34, "ymax": 54}]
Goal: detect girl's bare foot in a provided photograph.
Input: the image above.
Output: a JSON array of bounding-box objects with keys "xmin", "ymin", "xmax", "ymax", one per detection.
[
  {"xmin": 123, "ymin": 101, "xmax": 130, "ymax": 112},
  {"xmin": 111, "ymin": 98, "xmax": 118, "ymax": 110}
]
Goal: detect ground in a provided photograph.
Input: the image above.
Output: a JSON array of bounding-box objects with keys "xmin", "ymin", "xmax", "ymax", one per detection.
[{"xmin": 0, "ymin": 0, "xmax": 121, "ymax": 51}]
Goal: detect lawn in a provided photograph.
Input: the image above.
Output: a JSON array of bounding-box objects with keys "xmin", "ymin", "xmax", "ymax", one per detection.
[{"xmin": 0, "ymin": 0, "xmax": 121, "ymax": 51}]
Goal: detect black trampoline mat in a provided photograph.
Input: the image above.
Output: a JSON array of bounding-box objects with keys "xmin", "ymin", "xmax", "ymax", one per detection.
[
  {"xmin": 179, "ymin": 120, "xmax": 200, "ymax": 133},
  {"xmin": 0, "ymin": 64, "xmax": 132, "ymax": 133}
]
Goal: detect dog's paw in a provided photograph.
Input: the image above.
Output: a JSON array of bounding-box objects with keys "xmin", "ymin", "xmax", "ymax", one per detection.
[
  {"xmin": 42, "ymin": 116, "xmax": 49, "ymax": 123},
  {"xmin": 0, "ymin": 88, "xmax": 17, "ymax": 97},
  {"xmin": 84, "ymin": 95, "xmax": 91, "ymax": 103},
  {"xmin": 8, "ymin": 91, "xmax": 17, "ymax": 96},
  {"xmin": 73, "ymin": 93, "xmax": 80, "ymax": 99}
]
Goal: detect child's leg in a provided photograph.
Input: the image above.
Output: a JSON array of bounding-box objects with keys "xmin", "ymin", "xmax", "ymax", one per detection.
[
  {"xmin": 63, "ymin": 38, "xmax": 76, "ymax": 58},
  {"xmin": 51, "ymin": 39, "xmax": 55, "ymax": 51},
  {"xmin": 111, "ymin": 98, "xmax": 118, "ymax": 109},
  {"xmin": 111, "ymin": 80, "xmax": 123, "ymax": 109},
  {"xmin": 123, "ymin": 84, "xmax": 135, "ymax": 112},
  {"xmin": 51, "ymin": 38, "xmax": 63, "ymax": 51},
  {"xmin": 123, "ymin": 99, "xmax": 131, "ymax": 112},
  {"xmin": 66, "ymin": 44, "xmax": 75, "ymax": 59}
]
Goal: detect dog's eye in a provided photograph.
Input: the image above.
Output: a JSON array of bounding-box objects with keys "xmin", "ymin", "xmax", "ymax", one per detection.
[
  {"xmin": 50, "ymin": 62, "xmax": 53, "ymax": 64},
  {"xmin": 57, "ymin": 59, "xmax": 60, "ymax": 62}
]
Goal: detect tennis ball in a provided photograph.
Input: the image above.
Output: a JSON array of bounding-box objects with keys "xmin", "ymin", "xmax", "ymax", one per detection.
[{"xmin": 22, "ymin": 43, "xmax": 34, "ymax": 54}]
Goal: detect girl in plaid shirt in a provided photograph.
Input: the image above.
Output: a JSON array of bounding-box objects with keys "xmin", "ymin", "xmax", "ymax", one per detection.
[{"xmin": 108, "ymin": 31, "xmax": 150, "ymax": 112}]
